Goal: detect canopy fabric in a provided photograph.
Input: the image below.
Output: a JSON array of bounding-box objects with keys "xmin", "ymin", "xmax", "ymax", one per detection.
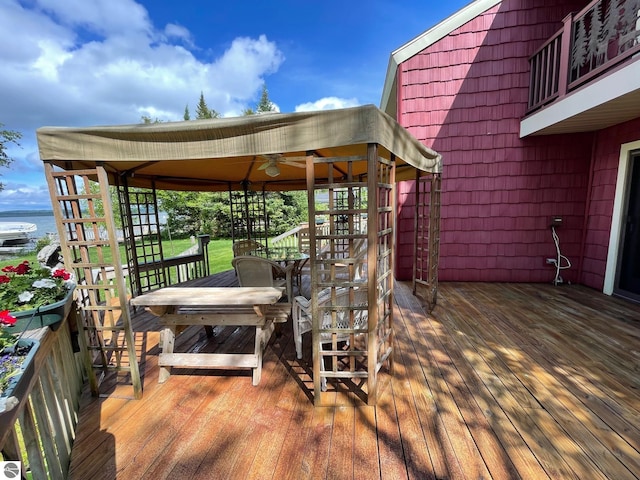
[{"xmin": 37, "ymin": 104, "xmax": 441, "ymax": 191}]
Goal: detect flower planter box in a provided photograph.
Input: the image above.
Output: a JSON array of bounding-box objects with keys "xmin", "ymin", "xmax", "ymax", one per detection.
[
  {"xmin": 0, "ymin": 338, "xmax": 39, "ymax": 431},
  {"xmin": 10, "ymin": 287, "xmax": 75, "ymax": 331}
]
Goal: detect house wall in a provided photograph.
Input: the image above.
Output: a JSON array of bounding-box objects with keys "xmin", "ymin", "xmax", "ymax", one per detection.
[
  {"xmin": 581, "ymin": 117, "xmax": 640, "ymax": 290},
  {"xmin": 395, "ymin": 0, "xmax": 598, "ymax": 283}
]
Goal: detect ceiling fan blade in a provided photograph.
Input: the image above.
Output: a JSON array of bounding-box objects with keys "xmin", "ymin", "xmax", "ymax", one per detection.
[
  {"xmin": 258, "ymin": 155, "xmax": 278, "ymax": 170},
  {"xmin": 258, "ymin": 154, "xmax": 309, "ymax": 171}
]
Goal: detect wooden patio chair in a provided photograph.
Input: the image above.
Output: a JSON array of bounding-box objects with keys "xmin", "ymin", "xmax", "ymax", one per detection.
[
  {"xmin": 232, "ymin": 239, "xmax": 266, "ymax": 256},
  {"xmin": 231, "ymin": 255, "xmax": 293, "ymax": 303},
  {"xmin": 292, "ymin": 286, "xmax": 368, "ymax": 390},
  {"xmin": 317, "ymin": 238, "xmax": 368, "ymax": 282}
]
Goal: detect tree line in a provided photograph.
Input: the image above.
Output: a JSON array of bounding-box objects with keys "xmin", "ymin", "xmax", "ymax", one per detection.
[
  {"xmin": 0, "ymin": 84, "xmax": 308, "ymax": 240},
  {"xmin": 139, "ymin": 84, "xmax": 308, "ymax": 239}
]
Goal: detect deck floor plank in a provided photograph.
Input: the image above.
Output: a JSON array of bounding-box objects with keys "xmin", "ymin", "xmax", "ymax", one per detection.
[
  {"xmin": 478, "ymin": 286, "xmax": 638, "ymax": 480},
  {"xmin": 67, "ymin": 277, "xmax": 640, "ymax": 479},
  {"xmin": 441, "ymin": 284, "xmax": 621, "ymax": 480},
  {"xmin": 436, "ymin": 285, "xmax": 594, "ymax": 479},
  {"xmin": 353, "ymin": 406, "xmax": 381, "ymax": 480},
  {"xmin": 392, "ymin": 290, "xmax": 450, "ymax": 479},
  {"xmin": 398, "ymin": 285, "xmax": 494, "ymax": 480},
  {"xmin": 375, "ymin": 381, "xmax": 410, "ymax": 480}
]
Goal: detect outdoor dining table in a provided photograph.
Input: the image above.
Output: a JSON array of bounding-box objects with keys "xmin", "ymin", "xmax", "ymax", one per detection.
[
  {"xmin": 258, "ymin": 246, "xmax": 310, "ymax": 293},
  {"xmin": 130, "ymin": 286, "xmax": 290, "ymax": 385}
]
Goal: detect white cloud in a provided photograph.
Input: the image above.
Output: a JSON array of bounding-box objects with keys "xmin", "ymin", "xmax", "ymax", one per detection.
[
  {"xmin": 33, "ymin": 0, "xmax": 152, "ymax": 37},
  {"xmin": 0, "ymin": 0, "xmax": 286, "ymax": 209},
  {"xmin": 0, "ymin": 1, "xmax": 285, "ymax": 129},
  {"xmin": 164, "ymin": 23, "xmax": 194, "ymax": 47},
  {"xmin": 214, "ymin": 35, "xmax": 285, "ymax": 115},
  {"xmin": 295, "ymin": 97, "xmax": 360, "ymax": 112},
  {"xmin": 0, "ymin": 182, "xmax": 52, "ymax": 210}
]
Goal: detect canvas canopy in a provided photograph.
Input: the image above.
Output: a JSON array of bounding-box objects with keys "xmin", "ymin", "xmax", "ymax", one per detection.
[{"xmin": 37, "ymin": 104, "xmax": 441, "ymax": 191}]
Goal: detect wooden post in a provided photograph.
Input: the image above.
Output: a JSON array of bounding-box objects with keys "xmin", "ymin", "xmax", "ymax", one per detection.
[
  {"xmin": 367, "ymin": 143, "xmax": 379, "ymax": 406},
  {"xmin": 557, "ymin": 13, "xmax": 574, "ymax": 100}
]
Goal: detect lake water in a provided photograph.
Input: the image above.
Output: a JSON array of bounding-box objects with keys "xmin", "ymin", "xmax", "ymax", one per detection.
[
  {"xmin": 0, "ymin": 214, "xmax": 57, "ymax": 258},
  {"xmin": 0, "ymin": 214, "xmax": 58, "ymax": 240}
]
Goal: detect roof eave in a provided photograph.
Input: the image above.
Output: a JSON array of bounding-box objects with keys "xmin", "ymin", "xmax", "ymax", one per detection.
[{"xmin": 380, "ymin": 0, "xmax": 503, "ymax": 117}]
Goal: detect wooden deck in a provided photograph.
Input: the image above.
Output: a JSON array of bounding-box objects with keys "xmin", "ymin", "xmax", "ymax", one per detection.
[{"xmin": 68, "ymin": 274, "xmax": 640, "ymax": 479}]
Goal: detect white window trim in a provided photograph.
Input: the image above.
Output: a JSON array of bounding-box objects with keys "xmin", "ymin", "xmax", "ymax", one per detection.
[{"xmin": 604, "ymin": 140, "xmax": 640, "ymax": 294}]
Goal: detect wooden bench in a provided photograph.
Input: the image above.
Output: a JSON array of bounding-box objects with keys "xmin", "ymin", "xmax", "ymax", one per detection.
[{"xmin": 130, "ymin": 287, "xmax": 290, "ymax": 385}]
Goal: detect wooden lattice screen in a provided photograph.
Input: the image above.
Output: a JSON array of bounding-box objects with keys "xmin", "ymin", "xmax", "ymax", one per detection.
[
  {"xmin": 307, "ymin": 144, "xmax": 394, "ymax": 406},
  {"xmin": 117, "ymin": 182, "xmax": 166, "ymax": 297},
  {"xmin": 413, "ymin": 173, "xmax": 442, "ymax": 311},
  {"xmin": 230, "ymin": 185, "xmax": 269, "ymax": 247},
  {"xmin": 44, "ymin": 164, "xmax": 142, "ymax": 399}
]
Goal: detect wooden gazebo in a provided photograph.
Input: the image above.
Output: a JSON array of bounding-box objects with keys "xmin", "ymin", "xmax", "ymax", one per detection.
[{"xmin": 36, "ymin": 104, "xmax": 441, "ymax": 405}]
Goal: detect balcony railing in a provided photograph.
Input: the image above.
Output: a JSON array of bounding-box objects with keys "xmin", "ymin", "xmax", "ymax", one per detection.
[
  {"xmin": 0, "ymin": 313, "xmax": 85, "ymax": 478},
  {"xmin": 528, "ymin": 0, "xmax": 640, "ymax": 113}
]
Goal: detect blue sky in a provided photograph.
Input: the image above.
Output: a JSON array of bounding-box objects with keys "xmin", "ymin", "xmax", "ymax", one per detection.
[{"xmin": 0, "ymin": 0, "xmax": 470, "ymax": 211}]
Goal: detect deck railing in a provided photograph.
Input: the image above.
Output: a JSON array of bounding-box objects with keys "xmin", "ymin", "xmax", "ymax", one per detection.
[
  {"xmin": 132, "ymin": 234, "xmax": 211, "ymax": 291},
  {"xmin": 0, "ymin": 312, "xmax": 85, "ymax": 479},
  {"xmin": 527, "ymin": 0, "xmax": 640, "ymax": 112},
  {"xmin": 270, "ymin": 223, "xmax": 329, "ymax": 252}
]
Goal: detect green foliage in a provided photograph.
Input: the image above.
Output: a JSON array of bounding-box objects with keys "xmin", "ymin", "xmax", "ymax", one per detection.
[
  {"xmin": 265, "ymin": 191, "xmax": 307, "ymax": 235},
  {"xmin": 196, "ymin": 92, "xmax": 220, "ymax": 119},
  {"xmin": 0, "ymin": 124, "xmax": 22, "ymax": 191},
  {"xmin": 256, "ymin": 84, "xmax": 277, "ymax": 113},
  {"xmin": 140, "ymin": 115, "xmax": 162, "ymax": 124},
  {"xmin": 0, "ymin": 261, "xmax": 72, "ymax": 312},
  {"xmin": 183, "ymin": 104, "xmax": 190, "ymax": 120},
  {"xmin": 242, "ymin": 84, "xmax": 277, "ymax": 116},
  {"xmin": 157, "ymin": 189, "xmax": 307, "ymax": 239},
  {"xmin": 82, "ymin": 182, "xmax": 123, "ymax": 228},
  {"xmin": 157, "ymin": 191, "xmax": 216, "ymax": 237},
  {"xmin": 0, "ymin": 321, "xmax": 17, "ymax": 352},
  {"xmin": 35, "ymin": 236, "xmax": 51, "ymax": 253}
]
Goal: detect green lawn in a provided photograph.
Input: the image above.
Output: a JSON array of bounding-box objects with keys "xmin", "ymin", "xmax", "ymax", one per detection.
[
  {"xmin": 0, "ymin": 237, "xmax": 235, "ymax": 275},
  {"xmin": 202, "ymin": 238, "xmax": 234, "ymax": 273}
]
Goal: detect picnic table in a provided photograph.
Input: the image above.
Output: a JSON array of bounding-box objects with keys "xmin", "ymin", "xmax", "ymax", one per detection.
[{"xmin": 130, "ymin": 286, "xmax": 290, "ymax": 385}]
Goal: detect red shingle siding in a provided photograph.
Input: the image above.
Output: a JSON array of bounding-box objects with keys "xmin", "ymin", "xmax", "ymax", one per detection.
[
  {"xmin": 580, "ymin": 117, "xmax": 640, "ymax": 289},
  {"xmin": 395, "ymin": 0, "xmax": 592, "ymax": 283}
]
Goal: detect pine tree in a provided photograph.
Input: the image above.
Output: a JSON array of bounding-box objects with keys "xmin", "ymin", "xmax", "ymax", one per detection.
[
  {"xmin": 140, "ymin": 115, "xmax": 161, "ymax": 124},
  {"xmin": 183, "ymin": 104, "xmax": 191, "ymax": 121},
  {"xmin": 256, "ymin": 84, "xmax": 277, "ymax": 113},
  {"xmin": 196, "ymin": 92, "xmax": 212, "ymax": 119}
]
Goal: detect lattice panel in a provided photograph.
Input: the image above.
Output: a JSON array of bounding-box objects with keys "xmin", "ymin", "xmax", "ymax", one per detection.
[
  {"xmin": 117, "ymin": 183, "xmax": 165, "ymax": 296},
  {"xmin": 308, "ymin": 146, "xmax": 394, "ymax": 406},
  {"xmin": 230, "ymin": 188, "xmax": 269, "ymax": 247},
  {"xmin": 44, "ymin": 164, "xmax": 142, "ymax": 399},
  {"xmin": 413, "ymin": 174, "xmax": 441, "ymax": 311},
  {"xmin": 372, "ymin": 154, "xmax": 395, "ymax": 403}
]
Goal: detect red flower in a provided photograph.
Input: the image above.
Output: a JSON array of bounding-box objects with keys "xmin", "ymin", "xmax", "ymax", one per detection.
[
  {"xmin": 1, "ymin": 266, "xmax": 15, "ymax": 273},
  {"xmin": 15, "ymin": 261, "xmax": 31, "ymax": 275},
  {"xmin": 0, "ymin": 275, "xmax": 10, "ymax": 284},
  {"xmin": 52, "ymin": 269, "xmax": 71, "ymax": 281},
  {"xmin": 0, "ymin": 310, "xmax": 16, "ymax": 326}
]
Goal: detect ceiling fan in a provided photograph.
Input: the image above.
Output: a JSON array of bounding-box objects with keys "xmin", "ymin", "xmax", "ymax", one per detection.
[{"xmin": 257, "ymin": 154, "xmax": 306, "ymax": 177}]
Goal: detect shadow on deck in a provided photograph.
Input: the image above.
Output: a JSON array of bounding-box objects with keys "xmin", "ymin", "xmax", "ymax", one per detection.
[{"xmin": 68, "ymin": 272, "xmax": 640, "ymax": 479}]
